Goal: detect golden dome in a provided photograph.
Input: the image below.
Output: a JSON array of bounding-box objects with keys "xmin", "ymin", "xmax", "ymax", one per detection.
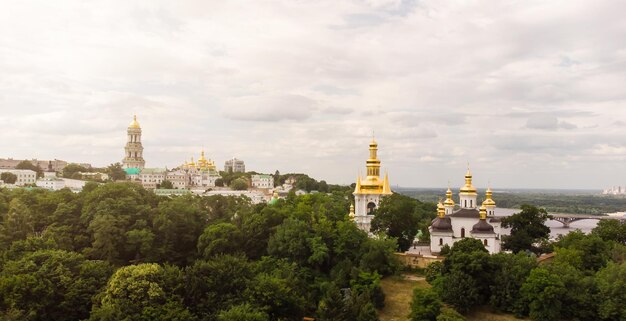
[
  {"xmin": 437, "ymin": 200, "xmax": 445, "ymax": 218},
  {"xmin": 459, "ymin": 167, "xmax": 477, "ymax": 194},
  {"xmin": 444, "ymin": 187, "xmax": 455, "ymax": 206},
  {"xmin": 479, "ymin": 204, "xmax": 487, "ymax": 220},
  {"xmin": 349, "ymin": 203, "xmax": 355, "ymax": 218},
  {"xmin": 129, "ymin": 115, "xmax": 141, "ymax": 129},
  {"xmin": 483, "ymin": 187, "xmax": 496, "ymax": 206}
]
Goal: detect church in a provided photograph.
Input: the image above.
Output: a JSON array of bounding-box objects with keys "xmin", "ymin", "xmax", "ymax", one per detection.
[
  {"xmin": 429, "ymin": 168, "xmax": 507, "ymax": 254},
  {"xmin": 351, "ymin": 138, "xmax": 392, "ymax": 232}
]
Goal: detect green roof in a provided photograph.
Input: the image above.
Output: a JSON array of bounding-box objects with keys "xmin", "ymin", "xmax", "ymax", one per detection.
[{"xmin": 124, "ymin": 168, "xmax": 141, "ymax": 175}]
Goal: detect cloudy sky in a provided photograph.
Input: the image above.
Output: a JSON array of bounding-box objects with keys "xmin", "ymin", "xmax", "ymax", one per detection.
[{"xmin": 1, "ymin": 0, "xmax": 626, "ymax": 189}]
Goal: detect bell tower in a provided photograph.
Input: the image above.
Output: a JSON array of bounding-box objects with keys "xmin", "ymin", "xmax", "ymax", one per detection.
[{"xmin": 122, "ymin": 115, "xmax": 145, "ymax": 169}]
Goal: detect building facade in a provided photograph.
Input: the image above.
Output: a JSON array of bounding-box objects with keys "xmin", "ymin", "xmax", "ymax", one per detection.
[
  {"xmin": 224, "ymin": 158, "xmax": 245, "ymax": 173},
  {"xmin": 429, "ymin": 168, "xmax": 505, "ymax": 255},
  {"xmin": 122, "ymin": 115, "xmax": 145, "ymax": 169},
  {"xmin": 352, "ymin": 138, "xmax": 392, "ymax": 232},
  {"xmin": 140, "ymin": 168, "xmax": 167, "ymax": 189},
  {"xmin": 0, "ymin": 169, "xmax": 37, "ymax": 186},
  {"xmin": 36, "ymin": 177, "xmax": 66, "ymax": 190},
  {"xmin": 251, "ymin": 174, "xmax": 274, "ymax": 189}
]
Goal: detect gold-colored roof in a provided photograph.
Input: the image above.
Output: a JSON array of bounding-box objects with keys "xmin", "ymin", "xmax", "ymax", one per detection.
[
  {"xmin": 437, "ymin": 200, "xmax": 445, "ymax": 218},
  {"xmin": 483, "ymin": 187, "xmax": 496, "ymax": 206},
  {"xmin": 459, "ymin": 167, "xmax": 477, "ymax": 194},
  {"xmin": 479, "ymin": 204, "xmax": 487, "ymax": 219},
  {"xmin": 129, "ymin": 115, "xmax": 141, "ymax": 129},
  {"xmin": 444, "ymin": 187, "xmax": 455, "ymax": 206},
  {"xmin": 349, "ymin": 203, "xmax": 355, "ymax": 219}
]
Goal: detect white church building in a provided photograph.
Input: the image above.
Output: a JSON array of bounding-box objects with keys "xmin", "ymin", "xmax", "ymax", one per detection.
[{"xmin": 429, "ymin": 168, "xmax": 508, "ymax": 254}]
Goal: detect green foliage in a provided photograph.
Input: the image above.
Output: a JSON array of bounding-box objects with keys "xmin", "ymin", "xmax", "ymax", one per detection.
[
  {"xmin": 230, "ymin": 177, "xmax": 249, "ymax": 190},
  {"xmin": 488, "ymin": 253, "xmax": 537, "ymax": 315},
  {"xmin": 519, "ymin": 267, "xmax": 566, "ymax": 321},
  {"xmin": 197, "ymin": 222, "xmax": 242, "ymax": 259},
  {"xmin": 159, "ymin": 179, "xmax": 174, "ymax": 189},
  {"xmin": 371, "ymin": 193, "xmax": 436, "ymax": 251},
  {"xmin": 62, "ymin": 163, "xmax": 88, "ymax": 179},
  {"xmin": 554, "ymin": 231, "xmax": 611, "ymax": 271},
  {"xmin": 425, "ymin": 261, "xmax": 444, "ymax": 284},
  {"xmin": 595, "ymin": 262, "xmax": 626, "ymax": 320},
  {"xmin": 217, "ymin": 304, "xmax": 269, "ymax": 321},
  {"xmin": 436, "ymin": 307, "xmax": 465, "ymax": 321},
  {"xmin": 106, "ymin": 163, "xmax": 126, "ymax": 181},
  {"xmin": 0, "ymin": 172, "xmax": 17, "ymax": 184},
  {"xmin": 501, "ymin": 204, "xmax": 551, "ymax": 254},
  {"xmin": 592, "ymin": 219, "xmax": 626, "ymax": 244},
  {"xmin": 0, "ymin": 250, "xmax": 112, "ymax": 321},
  {"xmin": 409, "ymin": 287, "xmax": 441, "ymax": 321}
]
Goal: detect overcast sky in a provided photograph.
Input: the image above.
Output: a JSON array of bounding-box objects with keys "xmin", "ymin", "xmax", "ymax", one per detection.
[{"xmin": 1, "ymin": 0, "xmax": 626, "ymax": 189}]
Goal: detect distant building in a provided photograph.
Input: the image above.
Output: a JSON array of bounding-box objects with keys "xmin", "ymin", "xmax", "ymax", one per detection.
[
  {"xmin": 224, "ymin": 158, "xmax": 245, "ymax": 173},
  {"xmin": 0, "ymin": 169, "xmax": 37, "ymax": 186},
  {"xmin": 251, "ymin": 174, "xmax": 274, "ymax": 189},
  {"xmin": 429, "ymin": 169, "xmax": 507, "ymax": 255},
  {"xmin": 140, "ymin": 168, "xmax": 167, "ymax": 189},
  {"xmin": 122, "ymin": 115, "xmax": 145, "ymax": 169},
  {"xmin": 0, "ymin": 158, "xmax": 80, "ymax": 172},
  {"xmin": 603, "ymin": 186, "xmax": 626, "ymax": 195},
  {"xmin": 36, "ymin": 177, "xmax": 66, "ymax": 190}
]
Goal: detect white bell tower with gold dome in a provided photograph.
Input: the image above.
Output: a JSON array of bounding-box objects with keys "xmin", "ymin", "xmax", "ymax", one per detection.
[
  {"xmin": 122, "ymin": 115, "xmax": 145, "ymax": 169},
  {"xmin": 459, "ymin": 165, "xmax": 477, "ymax": 209},
  {"xmin": 352, "ymin": 137, "xmax": 392, "ymax": 232}
]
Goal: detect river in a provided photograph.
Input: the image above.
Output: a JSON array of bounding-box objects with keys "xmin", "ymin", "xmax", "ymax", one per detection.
[{"xmin": 497, "ymin": 208, "xmax": 598, "ymax": 239}]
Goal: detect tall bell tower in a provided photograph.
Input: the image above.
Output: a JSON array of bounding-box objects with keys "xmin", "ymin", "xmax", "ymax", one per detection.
[{"xmin": 122, "ymin": 115, "xmax": 145, "ymax": 169}]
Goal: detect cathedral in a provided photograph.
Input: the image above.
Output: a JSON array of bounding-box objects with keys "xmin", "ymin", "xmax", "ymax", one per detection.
[
  {"xmin": 122, "ymin": 115, "xmax": 145, "ymax": 169},
  {"xmin": 352, "ymin": 138, "xmax": 392, "ymax": 232},
  {"xmin": 429, "ymin": 168, "xmax": 506, "ymax": 254}
]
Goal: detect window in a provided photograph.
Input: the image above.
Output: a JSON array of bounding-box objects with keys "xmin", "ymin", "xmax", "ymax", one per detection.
[
  {"xmin": 439, "ymin": 238, "xmax": 443, "ymax": 246},
  {"xmin": 483, "ymin": 239, "xmax": 488, "ymax": 246},
  {"xmin": 461, "ymin": 228, "xmax": 465, "ymax": 238},
  {"xmin": 470, "ymin": 200, "xmax": 473, "ymax": 207},
  {"xmin": 367, "ymin": 202, "xmax": 376, "ymax": 215},
  {"xmin": 464, "ymin": 200, "xmax": 467, "ymax": 207}
]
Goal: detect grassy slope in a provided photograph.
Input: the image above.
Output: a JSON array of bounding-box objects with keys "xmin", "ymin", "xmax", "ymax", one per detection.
[{"xmin": 378, "ymin": 274, "xmax": 526, "ymax": 321}]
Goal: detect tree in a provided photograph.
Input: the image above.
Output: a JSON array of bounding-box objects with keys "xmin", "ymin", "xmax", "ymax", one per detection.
[
  {"xmin": 592, "ymin": 220, "xmax": 626, "ymax": 244},
  {"xmin": 0, "ymin": 250, "xmax": 112, "ymax": 321},
  {"xmin": 0, "ymin": 172, "xmax": 17, "ymax": 184},
  {"xmin": 89, "ymin": 263, "xmax": 193, "ymax": 321},
  {"xmin": 62, "ymin": 163, "xmax": 88, "ymax": 179},
  {"xmin": 230, "ymin": 178, "xmax": 248, "ymax": 190},
  {"xmin": 595, "ymin": 262, "xmax": 626, "ymax": 320},
  {"xmin": 370, "ymin": 193, "xmax": 422, "ymax": 251},
  {"xmin": 158, "ymin": 179, "xmax": 174, "ymax": 189},
  {"xmin": 15, "ymin": 160, "xmax": 43, "ymax": 178},
  {"xmin": 501, "ymin": 205, "xmax": 551, "ymax": 254},
  {"xmin": 197, "ymin": 223, "xmax": 242, "ymax": 259},
  {"xmin": 218, "ymin": 304, "xmax": 269, "ymax": 321},
  {"xmin": 436, "ymin": 307, "xmax": 465, "ymax": 321},
  {"xmin": 409, "ymin": 287, "xmax": 442, "ymax": 321},
  {"xmin": 215, "ymin": 178, "xmax": 224, "ymax": 187},
  {"xmin": 425, "ymin": 261, "xmax": 444, "ymax": 284},
  {"xmin": 0, "ymin": 199, "xmax": 34, "ymax": 247},
  {"xmin": 106, "ymin": 163, "xmax": 126, "ymax": 181},
  {"xmin": 519, "ymin": 267, "xmax": 566, "ymax": 321},
  {"xmin": 488, "ymin": 253, "xmax": 537, "ymax": 315}
]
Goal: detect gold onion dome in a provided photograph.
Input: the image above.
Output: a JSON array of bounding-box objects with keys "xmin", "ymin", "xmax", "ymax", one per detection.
[
  {"xmin": 129, "ymin": 115, "xmax": 141, "ymax": 128},
  {"xmin": 349, "ymin": 204, "xmax": 355, "ymax": 218},
  {"xmin": 437, "ymin": 200, "xmax": 445, "ymax": 218},
  {"xmin": 444, "ymin": 187, "xmax": 455, "ymax": 206},
  {"xmin": 460, "ymin": 167, "xmax": 477, "ymax": 194},
  {"xmin": 483, "ymin": 187, "xmax": 496, "ymax": 206}
]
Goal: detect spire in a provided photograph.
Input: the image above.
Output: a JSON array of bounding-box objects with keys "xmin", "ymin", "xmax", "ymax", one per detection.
[
  {"xmin": 354, "ymin": 173, "xmax": 362, "ymax": 194},
  {"xmin": 129, "ymin": 115, "xmax": 140, "ymax": 129},
  {"xmin": 349, "ymin": 203, "xmax": 355, "ymax": 220},
  {"xmin": 444, "ymin": 185, "xmax": 455, "ymax": 207},
  {"xmin": 382, "ymin": 171, "xmax": 391, "ymax": 194},
  {"xmin": 460, "ymin": 164, "xmax": 477, "ymax": 194}
]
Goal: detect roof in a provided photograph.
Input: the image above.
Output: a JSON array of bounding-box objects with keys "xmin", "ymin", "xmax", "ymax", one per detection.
[
  {"xmin": 471, "ymin": 219, "xmax": 495, "ymax": 234},
  {"xmin": 124, "ymin": 168, "xmax": 141, "ymax": 175},
  {"xmin": 431, "ymin": 217, "xmax": 453, "ymax": 232},
  {"xmin": 448, "ymin": 208, "xmax": 481, "ymax": 218},
  {"xmin": 489, "ymin": 217, "xmax": 503, "ymax": 223},
  {"xmin": 140, "ymin": 168, "xmax": 166, "ymax": 174}
]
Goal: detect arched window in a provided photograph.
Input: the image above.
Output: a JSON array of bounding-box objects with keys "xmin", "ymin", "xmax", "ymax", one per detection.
[
  {"xmin": 470, "ymin": 200, "xmax": 473, "ymax": 207},
  {"xmin": 483, "ymin": 239, "xmax": 488, "ymax": 246},
  {"xmin": 464, "ymin": 200, "xmax": 467, "ymax": 207},
  {"xmin": 439, "ymin": 238, "xmax": 443, "ymax": 246},
  {"xmin": 367, "ymin": 202, "xmax": 376, "ymax": 215},
  {"xmin": 461, "ymin": 228, "xmax": 465, "ymax": 238}
]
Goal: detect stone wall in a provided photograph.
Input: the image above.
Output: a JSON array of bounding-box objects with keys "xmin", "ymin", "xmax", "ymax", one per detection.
[{"xmin": 395, "ymin": 252, "xmax": 444, "ymax": 269}]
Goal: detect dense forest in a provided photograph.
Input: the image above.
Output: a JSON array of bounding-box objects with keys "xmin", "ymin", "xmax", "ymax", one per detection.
[{"xmin": 0, "ymin": 183, "xmax": 400, "ymax": 321}]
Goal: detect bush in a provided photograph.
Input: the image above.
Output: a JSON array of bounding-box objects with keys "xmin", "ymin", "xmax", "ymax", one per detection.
[
  {"xmin": 409, "ymin": 287, "xmax": 442, "ymax": 321},
  {"xmin": 436, "ymin": 307, "xmax": 465, "ymax": 321}
]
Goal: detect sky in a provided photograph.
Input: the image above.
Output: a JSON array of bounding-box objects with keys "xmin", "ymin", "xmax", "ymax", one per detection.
[{"xmin": 1, "ymin": 0, "xmax": 626, "ymax": 189}]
